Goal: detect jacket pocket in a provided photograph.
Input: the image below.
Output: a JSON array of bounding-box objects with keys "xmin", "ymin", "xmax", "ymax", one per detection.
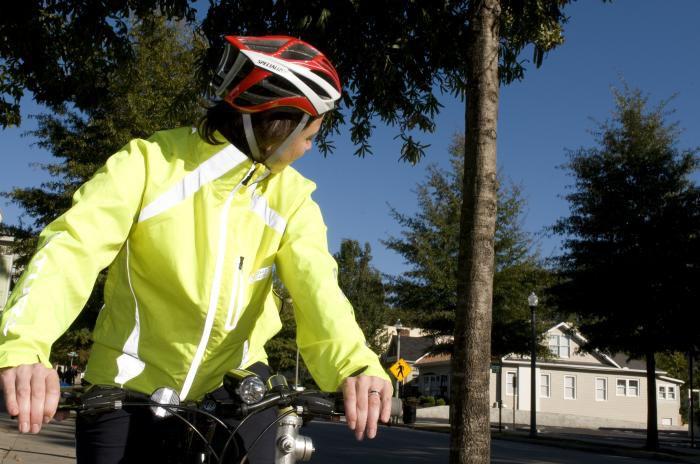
[{"xmin": 224, "ymin": 256, "xmax": 246, "ymax": 331}]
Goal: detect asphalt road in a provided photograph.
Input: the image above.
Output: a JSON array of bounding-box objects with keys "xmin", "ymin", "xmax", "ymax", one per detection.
[
  {"xmin": 304, "ymin": 421, "xmax": 673, "ymax": 464},
  {"xmin": 0, "ymin": 413, "xmax": 683, "ymax": 463}
]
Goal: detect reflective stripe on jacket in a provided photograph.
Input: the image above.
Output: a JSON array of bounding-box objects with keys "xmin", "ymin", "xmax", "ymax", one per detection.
[{"xmin": 0, "ymin": 127, "xmax": 389, "ymax": 400}]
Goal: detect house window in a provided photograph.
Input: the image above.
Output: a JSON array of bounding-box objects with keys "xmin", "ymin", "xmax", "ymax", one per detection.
[
  {"xmin": 659, "ymin": 386, "xmax": 677, "ymax": 400},
  {"xmin": 617, "ymin": 379, "xmax": 627, "ymax": 396},
  {"xmin": 564, "ymin": 376, "xmax": 576, "ymax": 399},
  {"xmin": 662, "ymin": 418, "xmax": 673, "ymax": 426},
  {"xmin": 628, "ymin": 379, "xmax": 639, "ymax": 397},
  {"xmin": 506, "ymin": 372, "xmax": 516, "ymax": 396},
  {"xmin": 540, "ymin": 374, "xmax": 550, "ymax": 398},
  {"xmin": 617, "ymin": 378, "xmax": 640, "ymax": 397},
  {"xmin": 421, "ymin": 374, "xmax": 449, "ymax": 397},
  {"xmin": 548, "ymin": 335, "xmax": 570, "ymax": 358},
  {"xmin": 595, "ymin": 378, "xmax": 607, "ymax": 401}
]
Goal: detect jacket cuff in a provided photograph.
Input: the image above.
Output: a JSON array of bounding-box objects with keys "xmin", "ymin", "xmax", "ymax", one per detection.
[
  {"xmin": 0, "ymin": 350, "xmax": 52, "ymax": 370},
  {"xmin": 336, "ymin": 360, "xmax": 391, "ymax": 389}
]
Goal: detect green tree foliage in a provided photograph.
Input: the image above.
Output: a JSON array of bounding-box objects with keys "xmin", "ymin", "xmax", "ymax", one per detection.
[
  {"xmin": 2, "ymin": 17, "xmax": 204, "ymax": 354},
  {"xmin": 551, "ymin": 86, "xmax": 700, "ymax": 448},
  {"xmin": 384, "ymin": 135, "xmax": 553, "ymax": 357},
  {"xmin": 264, "ymin": 277, "xmax": 319, "ymax": 388},
  {"xmin": 50, "ymin": 328, "xmax": 92, "ymax": 369},
  {"xmin": 266, "ymin": 240, "xmax": 388, "ymax": 380},
  {"xmin": 334, "ymin": 239, "xmax": 388, "ymax": 353},
  {"xmin": 264, "ymin": 280, "xmax": 299, "ymax": 372},
  {"xmin": 6, "ymin": 18, "xmax": 203, "ymax": 235},
  {"xmin": 656, "ymin": 352, "xmax": 700, "ymax": 425},
  {"xmin": 201, "ymin": 1, "xmax": 568, "ymax": 161},
  {"xmin": 0, "ymin": 1, "xmax": 196, "ymax": 128}
]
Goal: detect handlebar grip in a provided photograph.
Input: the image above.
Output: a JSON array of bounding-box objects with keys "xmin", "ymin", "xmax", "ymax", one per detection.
[
  {"xmin": 293, "ymin": 395, "xmax": 336, "ymax": 416},
  {"xmin": 326, "ymin": 395, "xmax": 403, "ymax": 417},
  {"xmin": 79, "ymin": 385, "xmax": 127, "ymax": 414},
  {"xmin": 59, "ymin": 385, "xmax": 152, "ymax": 414}
]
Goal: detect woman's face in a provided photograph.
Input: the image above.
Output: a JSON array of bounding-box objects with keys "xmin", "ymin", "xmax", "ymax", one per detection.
[{"xmin": 264, "ymin": 117, "xmax": 324, "ymax": 173}]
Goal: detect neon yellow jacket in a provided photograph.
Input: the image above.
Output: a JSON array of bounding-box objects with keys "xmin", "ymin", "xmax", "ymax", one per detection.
[{"xmin": 0, "ymin": 127, "xmax": 389, "ymax": 400}]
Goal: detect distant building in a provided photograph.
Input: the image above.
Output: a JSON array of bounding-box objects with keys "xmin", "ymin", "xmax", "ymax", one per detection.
[
  {"xmin": 382, "ymin": 327, "xmax": 432, "ymax": 385},
  {"xmin": 390, "ymin": 322, "xmax": 685, "ymax": 429},
  {"xmin": 0, "ymin": 234, "xmax": 16, "ymax": 308}
]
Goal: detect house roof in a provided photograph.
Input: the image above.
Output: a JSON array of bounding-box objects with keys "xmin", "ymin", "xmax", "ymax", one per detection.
[
  {"xmin": 415, "ymin": 352, "xmax": 451, "ymax": 365},
  {"xmin": 611, "ymin": 353, "xmax": 647, "ymax": 370},
  {"xmin": 547, "ymin": 322, "xmax": 621, "ymax": 368},
  {"xmin": 387, "ymin": 335, "xmax": 433, "ymax": 362},
  {"xmin": 547, "ymin": 324, "xmax": 665, "ymax": 373}
]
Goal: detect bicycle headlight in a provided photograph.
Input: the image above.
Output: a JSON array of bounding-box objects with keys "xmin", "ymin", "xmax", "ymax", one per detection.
[{"xmin": 224, "ymin": 369, "xmax": 267, "ymax": 404}]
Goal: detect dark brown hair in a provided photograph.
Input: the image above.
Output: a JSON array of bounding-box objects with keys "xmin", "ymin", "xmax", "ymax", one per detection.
[{"xmin": 197, "ymin": 102, "xmax": 319, "ymax": 159}]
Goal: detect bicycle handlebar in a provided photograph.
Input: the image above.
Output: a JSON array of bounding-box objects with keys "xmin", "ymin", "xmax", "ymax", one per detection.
[{"xmin": 58, "ymin": 384, "xmax": 342, "ymax": 420}]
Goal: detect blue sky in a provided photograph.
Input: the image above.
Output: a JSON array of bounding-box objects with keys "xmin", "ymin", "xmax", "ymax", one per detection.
[{"xmin": 1, "ymin": 0, "xmax": 699, "ymax": 278}]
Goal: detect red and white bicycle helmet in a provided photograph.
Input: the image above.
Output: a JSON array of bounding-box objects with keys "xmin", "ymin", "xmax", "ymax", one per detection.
[
  {"xmin": 209, "ymin": 35, "xmax": 341, "ymax": 162},
  {"xmin": 211, "ymin": 35, "xmax": 341, "ymax": 116}
]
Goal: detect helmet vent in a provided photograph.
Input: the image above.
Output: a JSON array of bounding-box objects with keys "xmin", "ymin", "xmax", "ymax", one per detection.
[
  {"xmin": 280, "ymin": 43, "xmax": 318, "ymax": 61},
  {"xmin": 298, "ymin": 73, "xmax": 333, "ymax": 99},
  {"xmin": 240, "ymin": 38, "xmax": 288, "ymax": 53}
]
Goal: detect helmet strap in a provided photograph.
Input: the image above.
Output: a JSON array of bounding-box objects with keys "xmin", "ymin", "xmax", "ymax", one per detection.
[
  {"xmin": 242, "ymin": 113, "xmax": 262, "ymax": 162},
  {"xmin": 263, "ymin": 114, "xmax": 310, "ymax": 168}
]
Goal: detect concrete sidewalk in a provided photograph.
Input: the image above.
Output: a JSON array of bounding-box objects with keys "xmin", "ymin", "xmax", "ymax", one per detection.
[{"xmin": 0, "ymin": 414, "xmax": 75, "ymax": 463}]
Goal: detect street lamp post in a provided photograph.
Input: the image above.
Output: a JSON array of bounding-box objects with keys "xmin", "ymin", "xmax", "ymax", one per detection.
[
  {"xmin": 67, "ymin": 351, "xmax": 78, "ymax": 385},
  {"xmin": 528, "ymin": 292, "xmax": 539, "ymax": 438},
  {"xmin": 395, "ymin": 319, "xmax": 402, "ymax": 398},
  {"xmin": 690, "ymin": 350, "xmax": 695, "ymax": 448}
]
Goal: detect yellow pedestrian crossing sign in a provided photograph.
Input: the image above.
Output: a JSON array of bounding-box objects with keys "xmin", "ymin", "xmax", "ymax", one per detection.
[{"xmin": 390, "ymin": 358, "xmax": 412, "ymax": 381}]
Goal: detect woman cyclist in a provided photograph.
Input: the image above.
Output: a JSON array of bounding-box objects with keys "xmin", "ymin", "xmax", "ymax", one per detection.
[{"xmin": 0, "ymin": 35, "xmax": 392, "ymax": 462}]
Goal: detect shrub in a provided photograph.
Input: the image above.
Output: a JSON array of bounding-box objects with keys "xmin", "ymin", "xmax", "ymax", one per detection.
[
  {"xmin": 421, "ymin": 395, "xmax": 436, "ymax": 406},
  {"xmin": 436, "ymin": 398, "xmax": 446, "ymax": 406}
]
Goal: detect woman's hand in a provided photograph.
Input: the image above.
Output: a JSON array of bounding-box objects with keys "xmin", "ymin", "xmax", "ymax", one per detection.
[
  {"xmin": 342, "ymin": 375, "xmax": 393, "ymax": 440},
  {"xmin": 0, "ymin": 363, "xmax": 60, "ymax": 434}
]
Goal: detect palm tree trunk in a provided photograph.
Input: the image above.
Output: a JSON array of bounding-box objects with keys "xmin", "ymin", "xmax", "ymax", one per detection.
[{"xmin": 449, "ymin": 1, "xmax": 501, "ymax": 463}]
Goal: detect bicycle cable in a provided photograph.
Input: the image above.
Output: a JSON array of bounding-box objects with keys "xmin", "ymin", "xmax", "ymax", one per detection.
[
  {"xmin": 121, "ymin": 402, "xmax": 221, "ymax": 462},
  {"xmin": 218, "ymin": 406, "xmax": 261, "ymax": 462}
]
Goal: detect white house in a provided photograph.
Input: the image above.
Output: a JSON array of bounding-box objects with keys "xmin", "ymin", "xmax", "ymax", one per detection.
[
  {"xmin": 0, "ymin": 234, "xmax": 16, "ymax": 308},
  {"xmin": 404, "ymin": 322, "xmax": 684, "ymax": 429}
]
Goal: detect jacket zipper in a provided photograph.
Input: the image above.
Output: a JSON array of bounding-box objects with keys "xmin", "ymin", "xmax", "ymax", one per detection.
[{"xmin": 179, "ymin": 163, "xmax": 256, "ymax": 400}]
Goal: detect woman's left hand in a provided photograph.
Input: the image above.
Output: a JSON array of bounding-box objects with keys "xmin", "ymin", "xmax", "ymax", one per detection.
[{"xmin": 342, "ymin": 375, "xmax": 393, "ymax": 440}]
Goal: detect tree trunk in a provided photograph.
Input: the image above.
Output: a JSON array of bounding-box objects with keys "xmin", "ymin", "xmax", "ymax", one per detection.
[
  {"xmin": 646, "ymin": 350, "xmax": 659, "ymax": 450},
  {"xmin": 449, "ymin": 1, "xmax": 501, "ymax": 463}
]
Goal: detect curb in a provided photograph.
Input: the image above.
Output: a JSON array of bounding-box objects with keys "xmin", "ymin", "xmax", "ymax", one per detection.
[
  {"xmin": 493, "ymin": 432, "xmax": 700, "ymax": 464},
  {"xmin": 401, "ymin": 421, "xmax": 700, "ymax": 464}
]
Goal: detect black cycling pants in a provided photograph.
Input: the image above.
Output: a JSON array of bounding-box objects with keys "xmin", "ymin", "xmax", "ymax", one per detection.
[{"xmin": 75, "ymin": 363, "xmax": 277, "ymax": 464}]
